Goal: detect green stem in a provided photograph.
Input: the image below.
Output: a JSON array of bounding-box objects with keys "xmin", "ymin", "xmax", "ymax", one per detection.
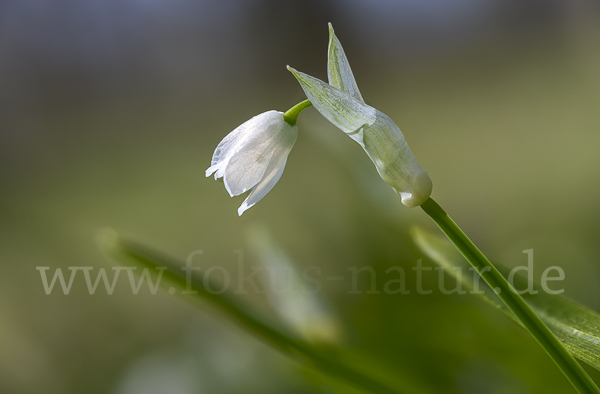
[
  {"xmin": 283, "ymin": 99, "xmax": 312, "ymax": 126},
  {"xmin": 420, "ymin": 198, "xmax": 599, "ymax": 394},
  {"xmin": 103, "ymin": 234, "xmax": 403, "ymax": 394}
]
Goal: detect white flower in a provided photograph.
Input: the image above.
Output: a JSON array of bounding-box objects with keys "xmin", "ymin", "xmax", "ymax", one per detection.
[
  {"xmin": 206, "ymin": 110, "xmax": 297, "ymax": 215},
  {"xmin": 287, "ymin": 24, "xmax": 432, "ymax": 208}
]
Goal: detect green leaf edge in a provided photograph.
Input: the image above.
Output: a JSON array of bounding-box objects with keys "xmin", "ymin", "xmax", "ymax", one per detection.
[
  {"xmin": 97, "ymin": 229, "xmax": 427, "ymax": 394},
  {"xmin": 411, "ymin": 226, "xmax": 600, "ymax": 372}
]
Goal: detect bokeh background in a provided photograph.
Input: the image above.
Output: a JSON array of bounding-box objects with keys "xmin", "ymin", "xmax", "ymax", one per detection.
[{"xmin": 2, "ymin": 1, "xmax": 600, "ymax": 393}]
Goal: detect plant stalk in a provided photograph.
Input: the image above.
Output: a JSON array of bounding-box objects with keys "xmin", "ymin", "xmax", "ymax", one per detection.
[
  {"xmin": 420, "ymin": 197, "xmax": 599, "ymax": 394},
  {"xmin": 283, "ymin": 99, "xmax": 312, "ymax": 126}
]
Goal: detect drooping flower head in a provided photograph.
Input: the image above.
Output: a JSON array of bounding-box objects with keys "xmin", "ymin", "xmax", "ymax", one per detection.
[
  {"xmin": 288, "ymin": 24, "xmax": 432, "ymax": 208},
  {"xmin": 208, "ymin": 24, "xmax": 431, "ymax": 215},
  {"xmin": 206, "ymin": 110, "xmax": 297, "ymax": 215}
]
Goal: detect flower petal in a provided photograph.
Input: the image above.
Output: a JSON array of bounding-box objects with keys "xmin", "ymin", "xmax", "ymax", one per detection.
[
  {"xmin": 238, "ymin": 159, "xmax": 286, "ymax": 216},
  {"xmin": 223, "ymin": 116, "xmax": 296, "ymax": 197},
  {"xmin": 223, "ymin": 135, "xmax": 276, "ymax": 197},
  {"xmin": 327, "ymin": 23, "xmax": 364, "ymax": 103},
  {"xmin": 206, "ymin": 110, "xmax": 283, "ymax": 180},
  {"xmin": 237, "ymin": 125, "xmax": 296, "ymax": 215}
]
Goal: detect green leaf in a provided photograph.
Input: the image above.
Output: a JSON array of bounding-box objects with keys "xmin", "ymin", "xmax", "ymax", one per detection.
[
  {"xmin": 246, "ymin": 225, "xmax": 342, "ymax": 344},
  {"xmin": 97, "ymin": 229, "xmax": 425, "ymax": 394},
  {"xmin": 411, "ymin": 227, "xmax": 600, "ymax": 371}
]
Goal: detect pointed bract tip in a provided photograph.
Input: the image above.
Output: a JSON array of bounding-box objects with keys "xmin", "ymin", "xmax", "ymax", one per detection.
[{"xmin": 328, "ymin": 22, "xmax": 334, "ymax": 34}]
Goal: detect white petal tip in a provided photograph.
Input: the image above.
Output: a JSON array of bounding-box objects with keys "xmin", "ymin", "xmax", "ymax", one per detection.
[
  {"xmin": 224, "ymin": 183, "xmax": 235, "ymax": 198},
  {"xmin": 238, "ymin": 201, "xmax": 252, "ymax": 216},
  {"xmin": 206, "ymin": 164, "xmax": 224, "ymax": 179}
]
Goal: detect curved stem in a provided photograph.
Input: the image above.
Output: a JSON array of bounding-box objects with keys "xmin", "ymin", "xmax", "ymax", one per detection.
[
  {"xmin": 420, "ymin": 198, "xmax": 599, "ymax": 394},
  {"xmin": 283, "ymin": 99, "xmax": 312, "ymax": 126}
]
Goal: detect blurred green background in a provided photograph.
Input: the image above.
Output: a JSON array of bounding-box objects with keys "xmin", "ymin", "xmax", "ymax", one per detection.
[{"xmin": 1, "ymin": 1, "xmax": 600, "ymax": 393}]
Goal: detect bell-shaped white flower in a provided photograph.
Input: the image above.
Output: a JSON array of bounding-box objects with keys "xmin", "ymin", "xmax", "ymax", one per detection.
[
  {"xmin": 288, "ymin": 25, "xmax": 432, "ymax": 208},
  {"xmin": 206, "ymin": 110, "xmax": 297, "ymax": 215}
]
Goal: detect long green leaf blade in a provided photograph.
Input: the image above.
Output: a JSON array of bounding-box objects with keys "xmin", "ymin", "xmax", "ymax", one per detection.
[
  {"xmin": 98, "ymin": 229, "xmax": 420, "ymax": 394},
  {"xmin": 412, "ymin": 227, "xmax": 600, "ymax": 371}
]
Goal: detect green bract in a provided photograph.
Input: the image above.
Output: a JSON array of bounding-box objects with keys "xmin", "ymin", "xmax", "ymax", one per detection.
[
  {"xmin": 288, "ymin": 25, "xmax": 432, "ymax": 208},
  {"xmin": 327, "ymin": 23, "xmax": 364, "ymax": 103}
]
